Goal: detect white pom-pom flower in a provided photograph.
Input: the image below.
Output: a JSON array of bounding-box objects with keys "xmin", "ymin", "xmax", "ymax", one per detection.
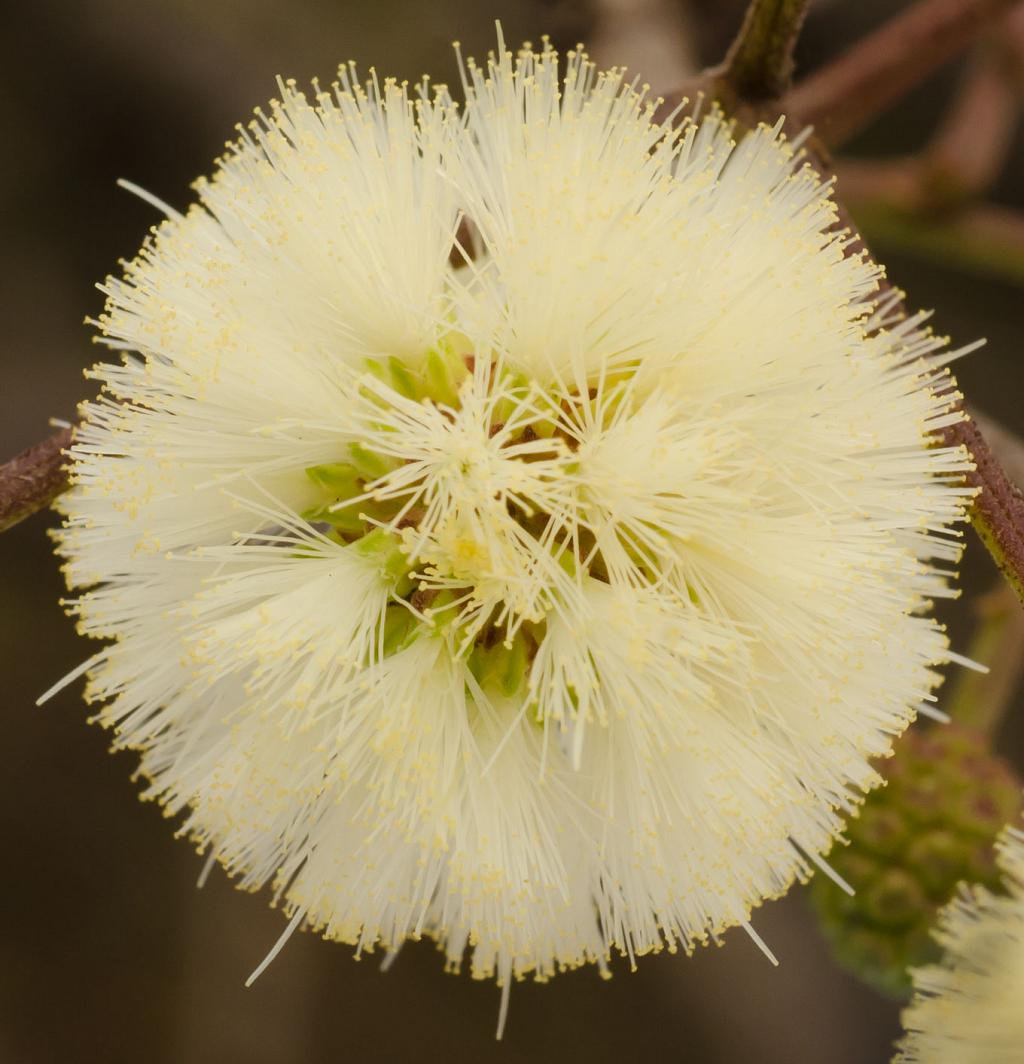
[
  {"xmin": 895, "ymin": 824, "xmax": 1024, "ymax": 1063},
  {"xmin": 51, "ymin": 34, "xmax": 977, "ymax": 1030}
]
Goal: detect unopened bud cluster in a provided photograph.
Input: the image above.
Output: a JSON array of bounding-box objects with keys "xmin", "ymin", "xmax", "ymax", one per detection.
[{"xmin": 811, "ymin": 724, "xmax": 1022, "ymax": 996}]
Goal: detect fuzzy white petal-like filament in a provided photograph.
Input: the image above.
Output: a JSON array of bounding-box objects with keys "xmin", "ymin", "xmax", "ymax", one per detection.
[{"xmin": 53, "ymin": 35, "xmax": 977, "ymax": 1010}]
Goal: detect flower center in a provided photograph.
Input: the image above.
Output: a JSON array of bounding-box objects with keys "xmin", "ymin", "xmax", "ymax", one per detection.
[{"xmin": 299, "ymin": 346, "xmax": 645, "ymax": 694}]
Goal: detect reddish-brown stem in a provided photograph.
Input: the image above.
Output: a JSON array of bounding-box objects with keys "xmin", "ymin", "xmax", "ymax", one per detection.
[
  {"xmin": 971, "ymin": 409, "xmax": 1024, "ymax": 487},
  {"xmin": 784, "ymin": 0, "xmax": 1019, "ymax": 149},
  {"xmin": 0, "ymin": 428, "xmax": 73, "ymax": 532},
  {"xmin": 943, "ymin": 415, "xmax": 1024, "ymax": 605}
]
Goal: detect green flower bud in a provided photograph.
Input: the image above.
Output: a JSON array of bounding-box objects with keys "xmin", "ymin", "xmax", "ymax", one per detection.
[
  {"xmin": 347, "ymin": 442, "xmax": 399, "ymax": 483},
  {"xmin": 904, "ymin": 829, "xmax": 964, "ymax": 898},
  {"xmin": 862, "ymin": 869, "xmax": 927, "ymax": 929},
  {"xmin": 468, "ymin": 630, "xmax": 531, "ymax": 698},
  {"xmin": 810, "ymin": 724, "xmax": 1021, "ymax": 998},
  {"xmin": 381, "ymin": 606, "xmax": 420, "ymax": 656},
  {"xmin": 353, "ymin": 529, "xmax": 416, "ymax": 596},
  {"xmin": 856, "ymin": 805, "xmax": 907, "ymax": 859},
  {"xmin": 424, "ymin": 347, "xmax": 465, "ymax": 408}
]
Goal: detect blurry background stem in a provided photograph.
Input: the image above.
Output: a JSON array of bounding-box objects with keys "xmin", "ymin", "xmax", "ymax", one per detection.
[
  {"xmin": 837, "ymin": 4, "xmax": 1024, "ymax": 285},
  {"xmin": 784, "ymin": 0, "xmax": 1021, "ymax": 148},
  {"xmin": 944, "ymin": 583, "xmax": 1024, "ymax": 738}
]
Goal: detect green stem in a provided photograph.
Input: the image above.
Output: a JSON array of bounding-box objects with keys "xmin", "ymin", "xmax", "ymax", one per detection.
[
  {"xmin": 943, "ymin": 585, "xmax": 1024, "ymax": 738},
  {"xmin": 716, "ymin": 0, "xmax": 811, "ymax": 105}
]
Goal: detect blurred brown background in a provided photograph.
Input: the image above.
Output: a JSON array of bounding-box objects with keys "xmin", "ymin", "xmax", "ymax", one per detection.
[{"xmin": 2, "ymin": 1, "xmax": 1023, "ymax": 1061}]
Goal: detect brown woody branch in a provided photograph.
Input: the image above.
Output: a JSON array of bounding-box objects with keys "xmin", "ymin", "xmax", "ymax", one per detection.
[
  {"xmin": 946, "ymin": 415, "xmax": 1024, "ymax": 604},
  {"xmin": 972, "ymin": 409, "xmax": 1024, "ymax": 487},
  {"xmin": 0, "ymin": 428, "xmax": 73, "ymax": 532}
]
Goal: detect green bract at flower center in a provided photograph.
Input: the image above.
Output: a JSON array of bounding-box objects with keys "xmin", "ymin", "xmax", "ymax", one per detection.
[{"xmin": 299, "ymin": 346, "xmax": 637, "ymax": 696}]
